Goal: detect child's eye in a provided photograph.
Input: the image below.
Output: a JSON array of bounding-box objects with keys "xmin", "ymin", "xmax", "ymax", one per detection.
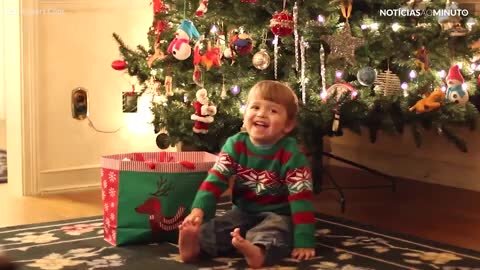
[
  {"xmin": 250, "ymin": 105, "xmax": 259, "ymax": 110},
  {"xmin": 271, "ymin": 109, "xmax": 278, "ymax": 113}
]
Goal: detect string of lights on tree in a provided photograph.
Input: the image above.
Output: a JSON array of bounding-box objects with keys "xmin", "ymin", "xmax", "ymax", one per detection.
[{"xmin": 111, "ymin": 0, "xmax": 480, "ymax": 153}]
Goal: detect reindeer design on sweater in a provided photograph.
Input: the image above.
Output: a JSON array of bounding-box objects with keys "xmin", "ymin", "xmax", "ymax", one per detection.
[{"xmin": 135, "ymin": 178, "xmax": 186, "ymax": 232}]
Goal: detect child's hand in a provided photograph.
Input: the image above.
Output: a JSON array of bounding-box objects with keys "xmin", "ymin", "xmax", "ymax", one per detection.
[
  {"xmin": 291, "ymin": 248, "xmax": 315, "ymax": 260},
  {"xmin": 180, "ymin": 208, "xmax": 204, "ymax": 228}
]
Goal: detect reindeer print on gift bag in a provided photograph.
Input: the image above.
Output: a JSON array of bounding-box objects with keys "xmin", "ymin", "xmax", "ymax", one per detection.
[
  {"xmin": 135, "ymin": 178, "xmax": 187, "ymax": 234},
  {"xmin": 101, "ymin": 151, "xmax": 217, "ymax": 246}
]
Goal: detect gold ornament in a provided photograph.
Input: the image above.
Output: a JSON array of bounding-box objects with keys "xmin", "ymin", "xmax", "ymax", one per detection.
[
  {"xmin": 252, "ymin": 49, "xmax": 270, "ymax": 70},
  {"xmin": 324, "ymin": 22, "xmax": 364, "ymax": 66},
  {"xmin": 374, "ymin": 69, "xmax": 401, "ymax": 96}
]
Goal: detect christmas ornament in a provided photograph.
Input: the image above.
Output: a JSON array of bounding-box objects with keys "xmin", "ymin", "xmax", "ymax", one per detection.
[
  {"xmin": 273, "ymin": 35, "xmax": 279, "ymax": 79},
  {"xmin": 154, "ymin": 19, "xmax": 168, "ymax": 35},
  {"xmin": 194, "ymin": 39, "xmax": 222, "ymax": 70},
  {"xmin": 193, "ymin": 65, "xmax": 203, "ymax": 86},
  {"xmin": 164, "ymin": 75, "xmax": 173, "ymax": 96},
  {"xmin": 446, "ymin": 64, "xmax": 464, "ymax": 86},
  {"xmin": 252, "ymin": 49, "xmax": 270, "ymax": 70},
  {"xmin": 324, "ymin": 82, "xmax": 357, "ymax": 132},
  {"xmin": 437, "ymin": 1, "xmax": 468, "ymax": 37},
  {"xmin": 223, "ymin": 47, "xmax": 233, "ymax": 59},
  {"xmin": 191, "ymin": 88, "xmax": 217, "ymax": 134},
  {"xmin": 319, "ymin": 44, "xmax": 327, "ymax": 98},
  {"xmin": 167, "ymin": 20, "xmax": 200, "ymax": 60},
  {"xmin": 446, "ymin": 65, "xmax": 469, "ymax": 105},
  {"xmin": 151, "ymin": 0, "xmax": 168, "ymax": 35},
  {"xmin": 356, "ymin": 67, "xmax": 377, "ymax": 86},
  {"xmin": 152, "ymin": 0, "xmax": 167, "ymax": 14},
  {"xmin": 300, "ymin": 36, "xmax": 307, "ymax": 104},
  {"xmin": 409, "ymin": 89, "xmax": 445, "ymax": 114},
  {"xmin": 232, "ymin": 33, "xmax": 253, "ymax": 56},
  {"xmin": 111, "ymin": 60, "xmax": 127, "ymax": 70},
  {"xmin": 156, "ymin": 133, "xmax": 170, "ymax": 149},
  {"xmin": 147, "ymin": 41, "xmax": 166, "ymax": 67},
  {"xmin": 414, "ymin": 46, "xmax": 429, "ymax": 72},
  {"xmin": 230, "ymin": 85, "xmax": 241, "ymax": 95},
  {"xmin": 293, "ymin": 2, "xmax": 299, "ymax": 72},
  {"xmin": 270, "ymin": 10, "xmax": 294, "ymax": 37},
  {"xmin": 195, "ymin": 0, "xmax": 208, "ymax": 17},
  {"xmin": 374, "ymin": 69, "xmax": 401, "ymax": 96},
  {"xmin": 340, "ymin": 0, "xmax": 352, "ymax": 20},
  {"xmin": 324, "ymin": 22, "xmax": 364, "ymax": 66},
  {"xmin": 325, "ymin": 82, "xmax": 357, "ymax": 101}
]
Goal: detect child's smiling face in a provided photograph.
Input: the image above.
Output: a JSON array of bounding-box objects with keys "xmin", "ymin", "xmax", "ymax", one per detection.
[{"xmin": 243, "ymin": 93, "xmax": 295, "ymax": 146}]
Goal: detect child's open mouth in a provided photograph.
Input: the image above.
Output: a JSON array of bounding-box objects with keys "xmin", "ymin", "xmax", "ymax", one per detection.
[{"xmin": 254, "ymin": 121, "xmax": 269, "ymax": 129}]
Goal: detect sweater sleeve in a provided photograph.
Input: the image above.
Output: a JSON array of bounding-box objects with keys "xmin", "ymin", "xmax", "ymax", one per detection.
[
  {"xmin": 284, "ymin": 148, "xmax": 316, "ymax": 248},
  {"xmin": 191, "ymin": 136, "xmax": 237, "ymax": 220}
]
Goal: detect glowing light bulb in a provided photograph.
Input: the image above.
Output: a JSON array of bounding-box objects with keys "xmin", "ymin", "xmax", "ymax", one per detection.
[
  {"xmin": 370, "ymin": 22, "xmax": 379, "ymax": 30},
  {"xmin": 462, "ymin": 83, "xmax": 468, "ymax": 91},
  {"xmin": 335, "ymin": 70, "xmax": 343, "ymax": 79},
  {"xmin": 441, "ymin": 85, "xmax": 447, "ymax": 92},
  {"xmin": 409, "ymin": 70, "xmax": 417, "ymax": 79},
  {"xmin": 401, "ymin": 82, "xmax": 408, "ymax": 90},
  {"xmin": 320, "ymin": 90, "xmax": 328, "ymax": 100},
  {"xmin": 210, "ymin": 25, "xmax": 218, "ymax": 34},
  {"xmin": 239, "ymin": 104, "xmax": 246, "ymax": 114},
  {"xmin": 438, "ymin": 70, "xmax": 446, "ymax": 78},
  {"xmin": 391, "ymin": 22, "xmax": 401, "ymax": 32},
  {"xmin": 317, "ymin": 15, "xmax": 325, "ymax": 24},
  {"xmin": 272, "ymin": 35, "xmax": 278, "ymax": 45},
  {"xmin": 351, "ymin": 91, "xmax": 358, "ymax": 98},
  {"xmin": 361, "ymin": 24, "xmax": 368, "ymax": 30}
]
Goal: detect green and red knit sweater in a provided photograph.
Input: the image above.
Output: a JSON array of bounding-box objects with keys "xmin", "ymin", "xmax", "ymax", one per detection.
[{"xmin": 191, "ymin": 132, "xmax": 316, "ymax": 248}]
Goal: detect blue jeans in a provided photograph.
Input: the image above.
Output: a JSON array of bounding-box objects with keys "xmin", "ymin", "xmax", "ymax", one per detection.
[{"xmin": 199, "ymin": 207, "xmax": 293, "ymax": 266}]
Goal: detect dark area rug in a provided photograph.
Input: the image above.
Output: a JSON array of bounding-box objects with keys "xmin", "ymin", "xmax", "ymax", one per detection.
[
  {"xmin": 0, "ymin": 149, "xmax": 7, "ymax": 183},
  {"xmin": 1, "ymin": 202, "xmax": 480, "ymax": 270}
]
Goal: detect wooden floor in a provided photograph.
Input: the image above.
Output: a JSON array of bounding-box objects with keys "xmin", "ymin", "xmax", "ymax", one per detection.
[{"xmin": 0, "ymin": 166, "xmax": 479, "ymax": 252}]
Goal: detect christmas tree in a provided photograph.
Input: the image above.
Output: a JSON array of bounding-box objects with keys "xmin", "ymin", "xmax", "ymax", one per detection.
[{"xmin": 112, "ymin": 0, "xmax": 480, "ymax": 153}]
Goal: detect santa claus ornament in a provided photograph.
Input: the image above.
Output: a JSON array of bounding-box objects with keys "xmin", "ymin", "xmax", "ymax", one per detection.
[
  {"xmin": 191, "ymin": 88, "xmax": 217, "ymax": 134},
  {"xmin": 445, "ymin": 64, "xmax": 469, "ymax": 105}
]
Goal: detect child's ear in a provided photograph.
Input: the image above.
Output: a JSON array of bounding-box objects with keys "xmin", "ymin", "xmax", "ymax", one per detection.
[{"xmin": 284, "ymin": 119, "xmax": 296, "ymax": 133}]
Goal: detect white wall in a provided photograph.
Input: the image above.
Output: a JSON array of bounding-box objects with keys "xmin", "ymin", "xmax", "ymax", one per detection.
[{"xmin": 35, "ymin": 0, "xmax": 161, "ymax": 193}]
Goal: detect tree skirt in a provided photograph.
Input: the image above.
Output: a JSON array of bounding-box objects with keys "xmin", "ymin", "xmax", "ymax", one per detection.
[{"xmin": 1, "ymin": 202, "xmax": 480, "ymax": 270}]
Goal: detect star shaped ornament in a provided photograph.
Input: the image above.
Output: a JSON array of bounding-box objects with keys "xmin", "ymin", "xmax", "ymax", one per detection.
[{"xmin": 324, "ymin": 22, "xmax": 364, "ymax": 66}]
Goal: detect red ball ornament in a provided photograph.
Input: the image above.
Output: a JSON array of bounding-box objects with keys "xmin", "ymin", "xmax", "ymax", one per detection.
[
  {"xmin": 232, "ymin": 33, "xmax": 253, "ymax": 56},
  {"xmin": 270, "ymin": 10, "xmax": 294, "ymax": 37},
  {"xmin": 111, "ymin": 60, "xmax": 127, "ymax": 70}
]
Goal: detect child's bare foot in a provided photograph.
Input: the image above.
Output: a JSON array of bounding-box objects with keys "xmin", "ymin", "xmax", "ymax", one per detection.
[
  {"xmin": 231, "ymin": 228, "xmax": 265, "ymax": 269},
  {"xmin": 178, "ymin": 221, "xmax": 201, "ymax": 262}
]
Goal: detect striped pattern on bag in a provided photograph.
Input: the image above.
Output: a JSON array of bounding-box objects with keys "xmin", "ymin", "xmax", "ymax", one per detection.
[{"xmin": 101, "ymin": 151, "xmax": 217, "ymax": 173}]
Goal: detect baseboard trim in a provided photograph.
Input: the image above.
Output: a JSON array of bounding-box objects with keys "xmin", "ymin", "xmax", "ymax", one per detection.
[
  {"xmin": 40, "ymin": 164, "xmax": 100, "ymax": 174},
  {"xmin": 39, "ymin": 183, "xmax": 100, "ymax": 195},
  {"xmin": 39, "ymin": 166, "xmax": 100, "ymax": 194}
]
